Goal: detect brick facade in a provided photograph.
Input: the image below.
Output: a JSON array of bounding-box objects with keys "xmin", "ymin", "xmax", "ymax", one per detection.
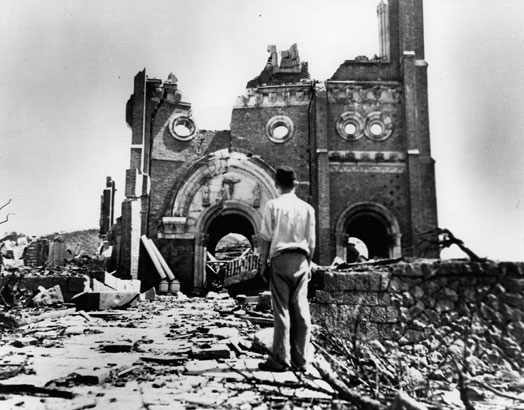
[{"xmin": 117, "ymin": 0, "xmax": 439, "ymax": 294}]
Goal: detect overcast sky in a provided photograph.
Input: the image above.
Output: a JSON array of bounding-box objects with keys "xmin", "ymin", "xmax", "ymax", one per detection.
[{"xmin": 1, "ymin": 0, "xmax": 523, "ymax": 261}]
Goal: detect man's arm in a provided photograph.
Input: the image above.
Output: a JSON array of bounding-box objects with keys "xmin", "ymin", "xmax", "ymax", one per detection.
[
  {"xmin": 308, "ymin": 206, "xmax": 316, "ymax": 265},
  {"xmin": 258, "ymin": 239, "xmax": 271, "ymax": 283}
]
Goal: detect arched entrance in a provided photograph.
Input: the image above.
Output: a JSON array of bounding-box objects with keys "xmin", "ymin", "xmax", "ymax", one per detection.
[
  {"xmin": 204, "ymin": 210, "xmax": 266, "ymax": 294},
  {"xmin": 335, "ymin": 202, "xmax": 401, "ymax": 261},
  {"xmin": 162, "ymin": 149, "xmax": 278, "ymax": 293},
  {"xmin": 207, "ymin": 214, "xmax": 254, "ymax": 257},
  {"xmin": 346, "ymin": 214, "xmax": 389, "ymax": 259}
]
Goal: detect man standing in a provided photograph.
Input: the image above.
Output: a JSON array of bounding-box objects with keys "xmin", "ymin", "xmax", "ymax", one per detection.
[{"xmin": 258, "ymin": 166, "xmax": 316, "ymax": 372}]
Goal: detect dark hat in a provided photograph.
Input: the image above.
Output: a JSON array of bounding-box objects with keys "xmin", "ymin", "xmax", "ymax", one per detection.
[{"xmin": 275, "ymin": 166, "xmax": 297, "ymax": 187}]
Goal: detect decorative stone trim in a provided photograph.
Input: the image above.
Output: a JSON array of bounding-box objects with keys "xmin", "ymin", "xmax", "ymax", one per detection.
[
  {"xmin": 326, "ymin": 82, "xmax": 402, "ymax": 105},
  {"xmin": 234, "ymin": 85, "xmax": 313, "ymax": 108},
  {"xmin": 168, "ymin": 115, "xmax": 196, "ymax": 141},
  {"xmin": 329, "ymin": 163, "xmax": 405, "ymax": 174},
  {"xmin": 265, "ymin": 115, "xmax": 295, "ymax": 144},
  {"xmin": 160, "ymin": 216, "xmax": 187, "ymax": 236},
  {"xmin": 328, "ymin": 151, "xmax": 405, "ymax": 163}
]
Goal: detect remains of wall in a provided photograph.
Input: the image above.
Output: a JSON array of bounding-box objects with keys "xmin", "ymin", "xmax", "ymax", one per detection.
[{"xmin": 311, "ymin": 260, "xmax": 524, "ymax": 368}]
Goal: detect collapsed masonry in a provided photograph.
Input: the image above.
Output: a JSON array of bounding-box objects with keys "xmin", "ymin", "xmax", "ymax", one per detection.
[{"xmin": 108, "ymin": 0, "xmax": 438, "ymax": 295}]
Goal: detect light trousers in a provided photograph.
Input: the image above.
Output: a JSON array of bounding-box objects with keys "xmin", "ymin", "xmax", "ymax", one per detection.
[{"xmin": 270, "ymin": 251, "xmax": 311, "ymax": 368}]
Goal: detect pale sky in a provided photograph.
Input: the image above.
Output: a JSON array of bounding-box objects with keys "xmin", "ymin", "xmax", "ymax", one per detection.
[{"xmin": 1, "ymin": 0, "xmax": 523, "ymax": 261}]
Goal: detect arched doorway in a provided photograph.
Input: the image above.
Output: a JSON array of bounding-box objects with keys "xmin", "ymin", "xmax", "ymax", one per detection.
[
  {"xmin": 162, "ymin": 149, "xmax": 278, "ymax": 293},
  {"xmin": 207, "ymin": 214, "xmax": 254, "ymax": 258},
  {"xmin": 335, "ymin": 202, "xmax": 401, "ymax": 261},
  {"xmin": 346, "ymin": 214, "xmax": 389, "ymax": 259},
  {"xmin": 204, "ymin": 212, "xmax": 265, "ymax": 294}
]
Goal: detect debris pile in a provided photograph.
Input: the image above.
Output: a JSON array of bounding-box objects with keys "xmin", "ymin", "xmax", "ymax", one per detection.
[{"xmin": 0, "ymin": 286, "xmax": 522, "ymax": 409}]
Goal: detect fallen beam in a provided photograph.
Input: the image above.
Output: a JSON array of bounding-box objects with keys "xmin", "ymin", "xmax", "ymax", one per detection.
[
  {"xmin": 140, "ymin": 235, "xmax": 167, "ymax": 280},
  {"xmin": 148, "ymin": 239, "xmax": 176, "ymax": 281}
]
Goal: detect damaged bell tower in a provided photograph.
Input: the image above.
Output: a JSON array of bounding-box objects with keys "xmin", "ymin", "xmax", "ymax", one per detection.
[{"xmin": 117, "ymin": 0, "xmax": 438, "ymax": 294}]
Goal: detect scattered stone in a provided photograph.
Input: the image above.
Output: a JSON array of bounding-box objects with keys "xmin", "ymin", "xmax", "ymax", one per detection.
[
  {"xmin": 184, "ymin": 359, "xmax": 226, "ymax": 375},
  {"xmin": 64, "ymin": 326, "xmax": 84, "ymax": 336},
  {"xmin": 32, "ymin": 285, "xmax": 64, "ymax": 307},
  {"xmin": 191, "ymin": 344, "xmax": 231, "ymax": 360},
  {"xmin": 101, "ymin": 342, "xmax": 134, "ymax": 353},
  {"xmin": 256, "ymin": 291, "xmax": 272, "ymax": 311},
  {"xmin": 74, "ymin": 368, "xmax": 111, "ymax": 384},
  {"xmin": 140, "ymin": 287, "xmax": 156, "ymax": 301},
  {"xmin": 208, "ymin": 327, "xmax": 240, "ymax": 339},
  {"xmin": 12, "ymin": 337, "xmax": 38, "ymax": 348},
  {"xmin": 72, "ymin": 291, "xmax": 139, "ymax": 311},
  {"xmin": 140, "ymin": 355, "xmax": 187, "ymax": 365},
  {"xmin": 252, "ymin": 328, "xmax": 273, "ymax": 354}
]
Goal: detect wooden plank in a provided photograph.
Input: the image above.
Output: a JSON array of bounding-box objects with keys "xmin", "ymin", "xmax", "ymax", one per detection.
[
  {"xmin": 140, "ymin": 235, "xmax": 167, "ymax": 280},
  {"xmin": 148, "ymin": 239, "xmax": 175, "ymax": 281}
]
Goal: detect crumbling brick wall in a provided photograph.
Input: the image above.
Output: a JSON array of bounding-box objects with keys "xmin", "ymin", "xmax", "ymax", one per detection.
[{"xmin": 311, "ymin": 260, "xmax": 524, "ymax": 367}]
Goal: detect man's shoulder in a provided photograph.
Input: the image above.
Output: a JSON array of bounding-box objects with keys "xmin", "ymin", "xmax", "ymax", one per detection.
[{"xmin": 294, "ymin": 196, "xmax": 315, "ymax": 213}]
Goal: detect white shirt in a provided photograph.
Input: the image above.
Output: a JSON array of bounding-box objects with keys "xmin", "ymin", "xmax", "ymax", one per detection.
[{"xmin": 259, "ymin": 192, "xmax": 316, "ymax": 259}]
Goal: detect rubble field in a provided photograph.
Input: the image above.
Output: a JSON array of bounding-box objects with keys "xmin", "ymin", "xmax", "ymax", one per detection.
[
  {"xmin": 0, "ymin": 287, "xmax": 524, "ymax": 410},
  {"xmin": 1, "ymin": 233, "xmax": 523, "ymax": 409}
]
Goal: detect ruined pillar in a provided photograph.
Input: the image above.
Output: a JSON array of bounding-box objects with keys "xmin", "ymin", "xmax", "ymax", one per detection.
[{"xmin": 99, "ymin": 176, "xmax": 116, "ymax": 237}]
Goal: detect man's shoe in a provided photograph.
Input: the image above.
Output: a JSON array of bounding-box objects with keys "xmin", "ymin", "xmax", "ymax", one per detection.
[
  {"xmin": 258, "ymin": 360, "xmax": 289, "ymax": 372},
  {"xmin": 292, "ymin": 363, "xmax": 313, "ymax": 375}
]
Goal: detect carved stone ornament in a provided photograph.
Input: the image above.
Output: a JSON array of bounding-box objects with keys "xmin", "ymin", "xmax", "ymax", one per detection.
[
  {"xmin": 253, "ymin": 183, "xmax": 261, "ymax": 208},
  {"xmin": 202, "ymin": 184, "xmax": 210, "ymax": 207}
]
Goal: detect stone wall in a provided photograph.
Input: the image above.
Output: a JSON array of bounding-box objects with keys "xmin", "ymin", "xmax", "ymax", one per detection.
[{"xmin": 311, "ymin": 260, "xmax": 524, "ymax": 367}]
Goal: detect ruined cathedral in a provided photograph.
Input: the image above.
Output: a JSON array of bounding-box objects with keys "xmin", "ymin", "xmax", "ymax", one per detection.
[{"xmin": 115, "ymin": 0, "xmax": 438, "ymax": 294}]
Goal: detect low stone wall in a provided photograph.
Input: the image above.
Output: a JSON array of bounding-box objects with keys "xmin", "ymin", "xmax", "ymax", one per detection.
[{"xmin": 311, "ymin": 260, "xmax": 524, "ymax": 367}]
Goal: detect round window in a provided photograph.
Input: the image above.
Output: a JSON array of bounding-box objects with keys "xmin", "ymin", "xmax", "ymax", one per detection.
[
  {"xmin": 364, "ymin": 112, "xmax": 394, "ymax": 141},
  {"xmin": 369, "ymin": 122, "xmax": 384, "ymax": 136},
  {"xmin": 169, "ymin": 115, "xmax": 196, "ymax": 141},
  {"xmin": 266, "ymin": 115, "xmax": 294, "ymax": 143},
  {"xmin": 336, "ymin": 111, "xmax": 365, "ymax": 140}
]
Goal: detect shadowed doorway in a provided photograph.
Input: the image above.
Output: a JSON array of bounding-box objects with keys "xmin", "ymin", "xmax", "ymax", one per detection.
[{"xmin": 346, "ymin": 214, "xmax": 390, "ymax": 259}]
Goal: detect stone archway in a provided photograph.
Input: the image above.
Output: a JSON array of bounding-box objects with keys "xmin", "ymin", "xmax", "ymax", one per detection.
[
  {"xmin": 162, "ymin": 149, "xmax": 278, "ymax": 292},
  {"xmin": 335, "ymin": 202, "xmax": 401, "ymax": 261}
]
